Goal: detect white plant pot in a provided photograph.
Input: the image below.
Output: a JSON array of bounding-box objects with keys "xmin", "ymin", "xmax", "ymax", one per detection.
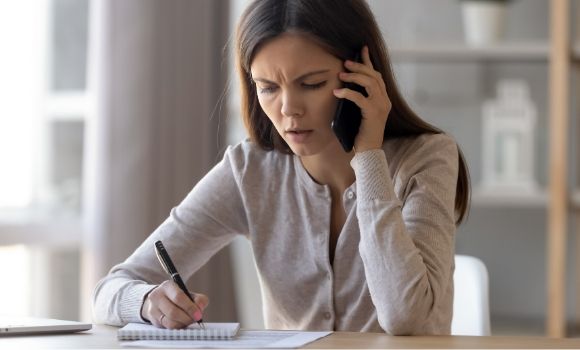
[{"xmin": 461, "ymin": 1, "xmax": 507, "ymax": 46}]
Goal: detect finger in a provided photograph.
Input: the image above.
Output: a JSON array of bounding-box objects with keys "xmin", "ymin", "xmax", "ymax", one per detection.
[
  {"xmin": 345, "ymin": 59, "xmax": 371, "ymax": 75},
  {"xmin": 339, "ymin": 72, "xmax": 377, "ymax": 97},
  {"xmin": 148, "ymin": 306, "xmax": 165, "ymax": 328},
  {"xmin": 193, "ymin": 293, "xmax": 210, "ymax": 311},
  {"xmin": 346, "ymin": 48, "xmax": 377, "ymax": 76},
  {"xmin": 167, "ymin": 282, "xmax": 209, "ymax": 323},
  {"xmin": 361, "ymin": 45, "xmax": 374, "ymax": 69},
  {"xmin": 157, "ymin": 295, "xmax": 193, "ymax": 329},
  {"xmin": 345, "ymin": 53, "xmax": 386, "ymax": 93},
  {"xmin": 333, "ymin": 88, "xmax": 368, "ymax": 111},
  {"xmin": 345, "ymin": 60, "xmax": 385, "ymax": 91},
  {"xmin": 157, "ymin": 280, "xmax": 195, "ymax": 325},
  {"xmin": 181, "ymin": 293, "xmax": 209, "ymax": 322}
]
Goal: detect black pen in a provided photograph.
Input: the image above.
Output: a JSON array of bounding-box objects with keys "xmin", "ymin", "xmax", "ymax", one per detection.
[{"xmin": 154, "ymin": 240, "xmax": 205, "ymax": 329}]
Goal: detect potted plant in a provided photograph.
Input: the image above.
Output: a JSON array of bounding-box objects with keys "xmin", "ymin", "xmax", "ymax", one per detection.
[{"xmin": 460, "ymin": 0, "xmax": 513, "ymax": 46}]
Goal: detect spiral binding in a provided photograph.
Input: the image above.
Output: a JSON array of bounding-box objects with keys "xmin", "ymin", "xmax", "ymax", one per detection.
[{"xmin": 119, "ymin": 327, "xmax": 234, "ymax": 341}]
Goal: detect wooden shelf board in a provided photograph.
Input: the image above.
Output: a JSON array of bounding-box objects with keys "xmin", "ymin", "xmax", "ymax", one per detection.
[
  {"xmin": 471, "ymin": 188, "xmax": 548, "ymax": 208},
  {"xmin": 389, "ymin": 42, "xmax": 550, "ymax": 62}
]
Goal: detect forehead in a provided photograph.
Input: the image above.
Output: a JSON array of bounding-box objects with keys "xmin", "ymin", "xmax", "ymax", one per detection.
[{"xmin": 250, "ymin": 33, "xmax": 341, "ymax": 78}]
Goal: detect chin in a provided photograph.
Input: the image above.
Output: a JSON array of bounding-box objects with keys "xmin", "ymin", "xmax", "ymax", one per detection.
[
  {"xmin": 287, "ymin": 144, "xmax": 318, "ymax": 157},
  {"xmin": 286, "ymin": 139, "xmax": 340, "ymax": 157}
]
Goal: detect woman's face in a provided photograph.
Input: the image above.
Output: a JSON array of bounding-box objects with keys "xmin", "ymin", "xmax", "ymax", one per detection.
[{"xmin": 250, "ymin": 33, "xmax": 344, "ymax": 156}]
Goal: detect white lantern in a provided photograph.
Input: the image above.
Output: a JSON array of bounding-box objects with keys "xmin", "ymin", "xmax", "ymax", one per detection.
[{"xmin": 481, "ymin": 80, "xmax": 538, "ymax": 193}]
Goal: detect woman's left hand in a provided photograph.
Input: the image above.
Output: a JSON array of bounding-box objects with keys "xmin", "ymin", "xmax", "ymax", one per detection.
[{"xmin": 333, "ymin": 46, "xmax": 392, "ymax": 153}]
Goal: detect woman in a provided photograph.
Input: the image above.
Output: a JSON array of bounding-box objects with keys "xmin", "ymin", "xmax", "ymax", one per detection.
[{"xmin": 93, "ymin": 0, "xmax": 470, "ymax": 335}]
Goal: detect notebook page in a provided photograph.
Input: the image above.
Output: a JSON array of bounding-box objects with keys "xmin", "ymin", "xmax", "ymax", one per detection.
[{"xmin": 120, "ymin": 330, "xmax": 332, "ymax": 348}]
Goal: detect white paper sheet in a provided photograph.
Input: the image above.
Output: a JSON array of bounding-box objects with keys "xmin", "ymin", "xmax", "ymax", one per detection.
[{"xmin": 120, "ymin": 330, "xmax": 332, "ymax": 349}]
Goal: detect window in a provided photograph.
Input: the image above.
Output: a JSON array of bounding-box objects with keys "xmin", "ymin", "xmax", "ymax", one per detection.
[{"xmin": 0, "ymin": 0, "xmax": 89, "ymax": 320}]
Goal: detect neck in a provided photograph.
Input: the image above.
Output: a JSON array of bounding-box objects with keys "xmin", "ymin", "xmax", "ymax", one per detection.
[{"xmin": 299, "ymin": 142, "xmax": 355, "ymax": 194}]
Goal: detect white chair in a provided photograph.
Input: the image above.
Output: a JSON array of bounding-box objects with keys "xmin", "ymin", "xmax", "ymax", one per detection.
[{"xmin": 451, "ymin": 254, "xmax": 491, "ymax": 336}]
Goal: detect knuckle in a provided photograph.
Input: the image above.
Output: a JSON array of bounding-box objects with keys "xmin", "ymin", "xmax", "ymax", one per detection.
[
  {"xmin": 174, "ymin": 292, "xmax": 188, "ymax": 305},
  {"xmin": 166, "ymin": 308, "xmax": 180, "ymax": 320},
  {"xmin": 160, "ymin": 280, "xmax": 171, "ymax": 288},
  {"xmin": 159, "ymin": 281, "xmax": 173, "ymax": 294},
  {"xmin": 145, "ymin": 301, "xmax": 155, "ymax": 314},
  {"xmin": 149, "ymin": 288, "xmax": 162, "ymax": 299},
  {"xmin": 165, "ymin": 285, "xmax": 180, "ymax": 299}
]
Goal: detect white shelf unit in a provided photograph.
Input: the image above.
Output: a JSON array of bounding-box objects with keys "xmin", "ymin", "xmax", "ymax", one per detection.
[
  {"xmin": 389, "ymin": 42, "xmax": 550, "ymax": 62},
  {"xmin": 391, "ymin": 43, "xmax": 551, "ymax": 207},
  {"xmin": 385, "ymin": 0, "xmax": 576, "ymax": 337}
]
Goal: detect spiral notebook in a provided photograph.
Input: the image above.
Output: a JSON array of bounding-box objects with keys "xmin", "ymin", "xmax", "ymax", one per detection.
[{"xmin": 118, "ymin": 322, "xmax": 240, "ymax": 341}]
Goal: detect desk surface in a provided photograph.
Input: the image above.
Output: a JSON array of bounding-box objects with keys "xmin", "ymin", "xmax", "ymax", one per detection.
[{"xmin": 2, "ymin": 325, "xmax": 580, "ymax": 349}]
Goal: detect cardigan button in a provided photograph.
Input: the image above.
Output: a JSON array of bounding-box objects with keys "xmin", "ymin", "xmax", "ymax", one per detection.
[
  {"xmin": 347, "ymin": 191, "xmax": 355, "ymax": 199},
  {"xmin": 323, "ymin": 312, "xmax": 332, "ymax": 320}
]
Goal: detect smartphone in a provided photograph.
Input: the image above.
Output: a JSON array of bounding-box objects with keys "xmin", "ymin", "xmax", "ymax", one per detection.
[{"xmin": 331, "ymin": 52, "xmax": 367, "ymax": 152}]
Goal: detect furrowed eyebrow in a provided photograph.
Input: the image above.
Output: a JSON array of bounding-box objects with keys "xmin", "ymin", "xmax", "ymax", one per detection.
[{"xmin": 252, "ymin": 69, "xmax": 330, "ymax": 84}]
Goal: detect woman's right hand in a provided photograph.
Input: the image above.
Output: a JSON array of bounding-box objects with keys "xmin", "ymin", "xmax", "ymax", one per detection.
[{"xmin": 141, "ymin": 280, "xmax": 209, "ymax": 329}]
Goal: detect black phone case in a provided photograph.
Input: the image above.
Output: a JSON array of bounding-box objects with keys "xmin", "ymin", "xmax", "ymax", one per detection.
[{"xmin": 331, "ymin": 53, "xmax": 367, "ymax": 152}]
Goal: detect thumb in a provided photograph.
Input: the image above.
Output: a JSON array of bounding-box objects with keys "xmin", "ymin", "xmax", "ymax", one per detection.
[{"xmin": 192, "ymin": 293, "xmax": 210, "ymax": 311}]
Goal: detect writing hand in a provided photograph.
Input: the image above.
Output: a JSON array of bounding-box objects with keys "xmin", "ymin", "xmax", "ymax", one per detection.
[{"xmin": 141, "ymin": 280, "xmax": 209, "ymax": 329}]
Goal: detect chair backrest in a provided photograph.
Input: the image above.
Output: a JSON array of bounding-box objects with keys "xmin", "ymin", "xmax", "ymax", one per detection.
[{"xmin": 451, "ymin": 254, "xmax": 491, "ymax": 336}]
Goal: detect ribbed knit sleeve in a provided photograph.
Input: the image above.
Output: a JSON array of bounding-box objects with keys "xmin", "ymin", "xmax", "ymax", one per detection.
[
  {"xmin": 92, "ymin": 145, "xmax": 249, "ymax": 326},
  {"xmin": 351, "ymin": 134, "xmax": 459, "ymax": 335}
]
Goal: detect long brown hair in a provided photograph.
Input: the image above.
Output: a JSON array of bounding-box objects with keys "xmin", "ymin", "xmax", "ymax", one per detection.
[{"xmin": 234, "ymin": 0, "xmax": 470, "ymax": 224}]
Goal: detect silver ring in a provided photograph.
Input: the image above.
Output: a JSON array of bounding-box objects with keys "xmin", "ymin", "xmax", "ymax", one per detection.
[{"xmin": 160, "ymin": 314, "xmax": 166, "ymax": 324}]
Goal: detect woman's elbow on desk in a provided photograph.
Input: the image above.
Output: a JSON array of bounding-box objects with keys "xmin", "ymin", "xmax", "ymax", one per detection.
[
  {"xmin": 375, "ymin": 290, "xmax": 445, "ymax": 335},
  {"xmin": 377, "ymin": 312, "xmax": 439, "ymax": 336}
]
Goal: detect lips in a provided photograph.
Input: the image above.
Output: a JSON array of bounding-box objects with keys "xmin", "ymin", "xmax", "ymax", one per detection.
[
  {"xmin": 285, "ymin": 128, "xmax": 313, "ymax": 143},
  {"xmin": 285, "ymin": 129, "xmax": 312, "ymax": 134}
]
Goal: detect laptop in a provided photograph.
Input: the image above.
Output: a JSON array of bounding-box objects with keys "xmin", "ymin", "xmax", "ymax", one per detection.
[{"xmin": 0, "ymin": 316, "xmax": 92, "ymax": 336}]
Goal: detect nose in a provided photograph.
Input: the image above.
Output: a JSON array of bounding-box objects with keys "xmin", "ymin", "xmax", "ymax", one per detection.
[{"xmin": 281, "ymin": 90, "xmax": 304, "ymax": 118}]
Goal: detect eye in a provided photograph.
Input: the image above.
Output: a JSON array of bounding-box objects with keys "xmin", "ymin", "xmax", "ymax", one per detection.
[
  {"xmin": 302, "ymin": 81, "xmax": 327, "ymax": 90},
  {"xmin": 258, "ymin": 85, "xmax": 278, "ymax": 94}
]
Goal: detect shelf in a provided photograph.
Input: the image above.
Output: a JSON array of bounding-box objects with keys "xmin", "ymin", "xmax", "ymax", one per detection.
[
  {"xmin": 572, "ymin": 190, "xmax": 580, "ymax": 209},
  {"xmin": 471, "ymin": 188, "xmax": 548, "ymax": 208},
  {"xmin": 473, "ymin": 190, "xmax": 580, "ymax": 209},
  {"xmin": 389, "ymin": 42, "xmax": 550, "ymax": 62},
  {"xmin": 573, "ymin": 42, "xmax": 580, "ymax": 62}
]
